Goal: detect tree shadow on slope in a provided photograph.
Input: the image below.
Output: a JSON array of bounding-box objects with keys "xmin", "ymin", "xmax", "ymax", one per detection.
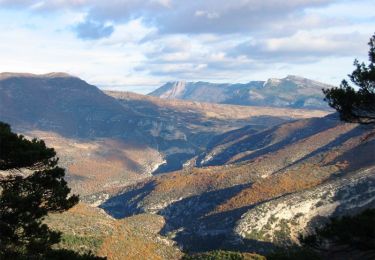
[
  {"xmin": 202, "ymin": 116, "xmax": 340, "ymax": 167},
  {"xmin": 99, "ymin": 181, "xmax": 156, "ymax": 218},
  {"xmin": 204, "ymin": 115, "xmax": 291, "ymax": 149},
  {"xmin": 331, "ymin": 135, "xmax": 375, "ymax": 172},
  {"xmin": 159, "ymin": 184, "xmax": 250, "ymax": 229},
  {"xmin": 158, "ymin": 183, "xmax": 292, "ymax": 253},
  {"xmin": 169, "ymin": 204, "xmax": 282, "ymax": 254},
  {"xmin": 273, "ymin": 125, "xmax": 373, "ymax": 174}
]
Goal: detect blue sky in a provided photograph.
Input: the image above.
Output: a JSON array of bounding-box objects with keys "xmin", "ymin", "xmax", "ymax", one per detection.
[{"xmin": 0, "ymin": 0, "xmax": 374, "ymax": 93}]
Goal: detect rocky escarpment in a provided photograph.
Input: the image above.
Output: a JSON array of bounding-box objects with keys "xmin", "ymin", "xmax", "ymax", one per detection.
[{"xmin": 234, "ymin": 167, "xmax": 375, "ymax": 253}]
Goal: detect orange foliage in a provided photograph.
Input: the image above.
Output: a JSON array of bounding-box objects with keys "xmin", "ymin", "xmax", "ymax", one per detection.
[{"xmin": 213, "ymin": 163, "xmax": 338, "ymax": 214}]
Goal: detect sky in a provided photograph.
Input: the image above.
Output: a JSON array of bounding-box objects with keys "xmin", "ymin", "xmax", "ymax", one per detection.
[{"xmin": 0, "ymin": 0, "xmax": 374, "ymax": 93}]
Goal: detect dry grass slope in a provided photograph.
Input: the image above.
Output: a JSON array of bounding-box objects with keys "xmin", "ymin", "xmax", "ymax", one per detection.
[{"xmin": 45, "ymin": 204, "xmax": 182, "ymax": 260}]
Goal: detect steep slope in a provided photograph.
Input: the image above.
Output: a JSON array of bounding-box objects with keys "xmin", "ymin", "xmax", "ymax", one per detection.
[
  {"xmin": 149, "ymin": 75, "xmax": 333, "ymax": 110},
  {"xmin": 100, "ymin": 116, "xmax": 375, "ymax": 252},
  {"xmin": 196, "ymin": 114, "xmax": 345, "ymax": 167},
  {"xmin": 0, "ymin": 73, "xmax": 165, "ymax": 198}
]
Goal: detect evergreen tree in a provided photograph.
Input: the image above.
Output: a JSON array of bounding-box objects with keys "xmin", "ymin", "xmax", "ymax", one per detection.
[
  {"xmin": 0, "ymin": 122, "xmax": 79, "ymax": 258},
  {"xmin": 323, "ymin": 33, "xmax": 375, "ymax": 123}
]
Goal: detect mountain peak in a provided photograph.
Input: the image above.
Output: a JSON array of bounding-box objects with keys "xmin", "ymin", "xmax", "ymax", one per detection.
[
  {"xmin": 264, "ymin": 78, "xmax": 282, "ymax": 87},
  {"xmin": 149, "ymin": 81, "xmax": 188, "ymax": 99},
  {"xmin": 284, "ymin": 75, "xmax": 306, "ymax": 81},
  {"xmin": 264, "ymin": 75, "xmax": 308, "ymax": 86}
]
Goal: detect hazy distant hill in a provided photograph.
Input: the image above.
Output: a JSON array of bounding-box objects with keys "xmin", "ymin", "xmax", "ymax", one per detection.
[
  {"xmin": 0, "ymin": 72, "xmax": 141, "ymax": 139},
  {"xmin": 149, "ymin": 75, "xmax": 333, "ymax": 110}
]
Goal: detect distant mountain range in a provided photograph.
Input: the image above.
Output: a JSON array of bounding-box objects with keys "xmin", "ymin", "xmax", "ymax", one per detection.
[
  {"xmin": 0, "ymin": 72, "xmax": 326, "ymax": 197},
  {"xmin": 149, "ymin": 75, "xmax": 334, "ymax": 110}
]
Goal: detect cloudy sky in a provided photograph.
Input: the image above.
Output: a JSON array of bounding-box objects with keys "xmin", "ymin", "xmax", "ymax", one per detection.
[{"xmin": 0, "ymin": 0, "xmax": 374, "ymax": 93}]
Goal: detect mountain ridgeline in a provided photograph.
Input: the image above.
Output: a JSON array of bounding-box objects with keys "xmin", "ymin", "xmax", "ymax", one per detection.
[{"xmin": 149, "ymin": 75, "xmax": 333, "ymax": 110}]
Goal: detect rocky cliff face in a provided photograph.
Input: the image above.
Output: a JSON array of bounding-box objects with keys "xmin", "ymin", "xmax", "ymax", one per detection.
[{"xmin": 149, "ymin": 75, "xmax": 334, "ymax": 110}]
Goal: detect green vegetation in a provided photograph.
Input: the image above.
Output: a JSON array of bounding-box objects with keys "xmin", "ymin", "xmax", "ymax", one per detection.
[
  {"xmin": 273, "ymin": 220, "xmax": 291, "ymax": 245},
  {"xmin": 183, "ymin": 250, "xmax": 266, "ymax": 260},
  {"xmin": 267, "ymin": 209, "xmax": 375, "ymax": 259},
  {"xmin": 301, "ymin": 208, "xmax": 375, "ymax": 256},
  {"xmin": 246, "ymin": 229, "xmax": 268, "ymax": 241},
  {"xmin": 267, "ymin": 247, "xmax": 321, "ymax": 260},
  {"xmin": 0, "ymin": 122, "xmax": 103, "ymax": 259},
  {"xmin": 44, "ymin": 249, "xmax": 104, "ymax": 260},
  {"xmin": 265, "ymin": 208, "xmax": 375, "ymax": 259},
  {"xmin": 204, "ymin": 209, "xmax": 375, "ymax": 260},
  {"xmin": 57, "ymin": 234, "xmax": 103, "ymax": 254},
  {"xmin": 323, "ymin": 33, "xmax": 375, "ymax": 123}
]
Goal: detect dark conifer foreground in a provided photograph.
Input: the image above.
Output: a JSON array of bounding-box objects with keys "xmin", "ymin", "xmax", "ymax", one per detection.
[{"xmin": 0, "ymin": 122, "xmax": 103, "ymax": 259}]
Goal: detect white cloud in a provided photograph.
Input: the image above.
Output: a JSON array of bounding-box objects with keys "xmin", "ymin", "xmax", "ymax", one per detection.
[
  {"xmin": 0, "ymin": 0, "xmax": 338, "ymax": 34},
  {"xmin": 231, "ymin": 31, "xmax": 370, "ymax": 64},
  {"xmin": 195, "ymin": 10, "xmax": 220, "ymax": 19},
  {"xmin": 0, "ymin": 0, "xmax": 374, "ymax": 91}
]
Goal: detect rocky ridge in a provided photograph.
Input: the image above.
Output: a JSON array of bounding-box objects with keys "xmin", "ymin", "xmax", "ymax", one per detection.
[
  {"xmin": 234, "ymin": 167, "xmax": 375, "ymax": 252},
  {"xmin": 149, "ymin": 75, "xmax": 334, "ymax": 110}
]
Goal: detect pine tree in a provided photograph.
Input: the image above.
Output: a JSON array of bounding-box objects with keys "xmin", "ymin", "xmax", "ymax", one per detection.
[
  {"xmin": 0, "ymin": 121, "xmax": 79, "ymax": 258},
  {"xmin": 323, "ymin": 33, "xmax": 375, "ymax": 123}
]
